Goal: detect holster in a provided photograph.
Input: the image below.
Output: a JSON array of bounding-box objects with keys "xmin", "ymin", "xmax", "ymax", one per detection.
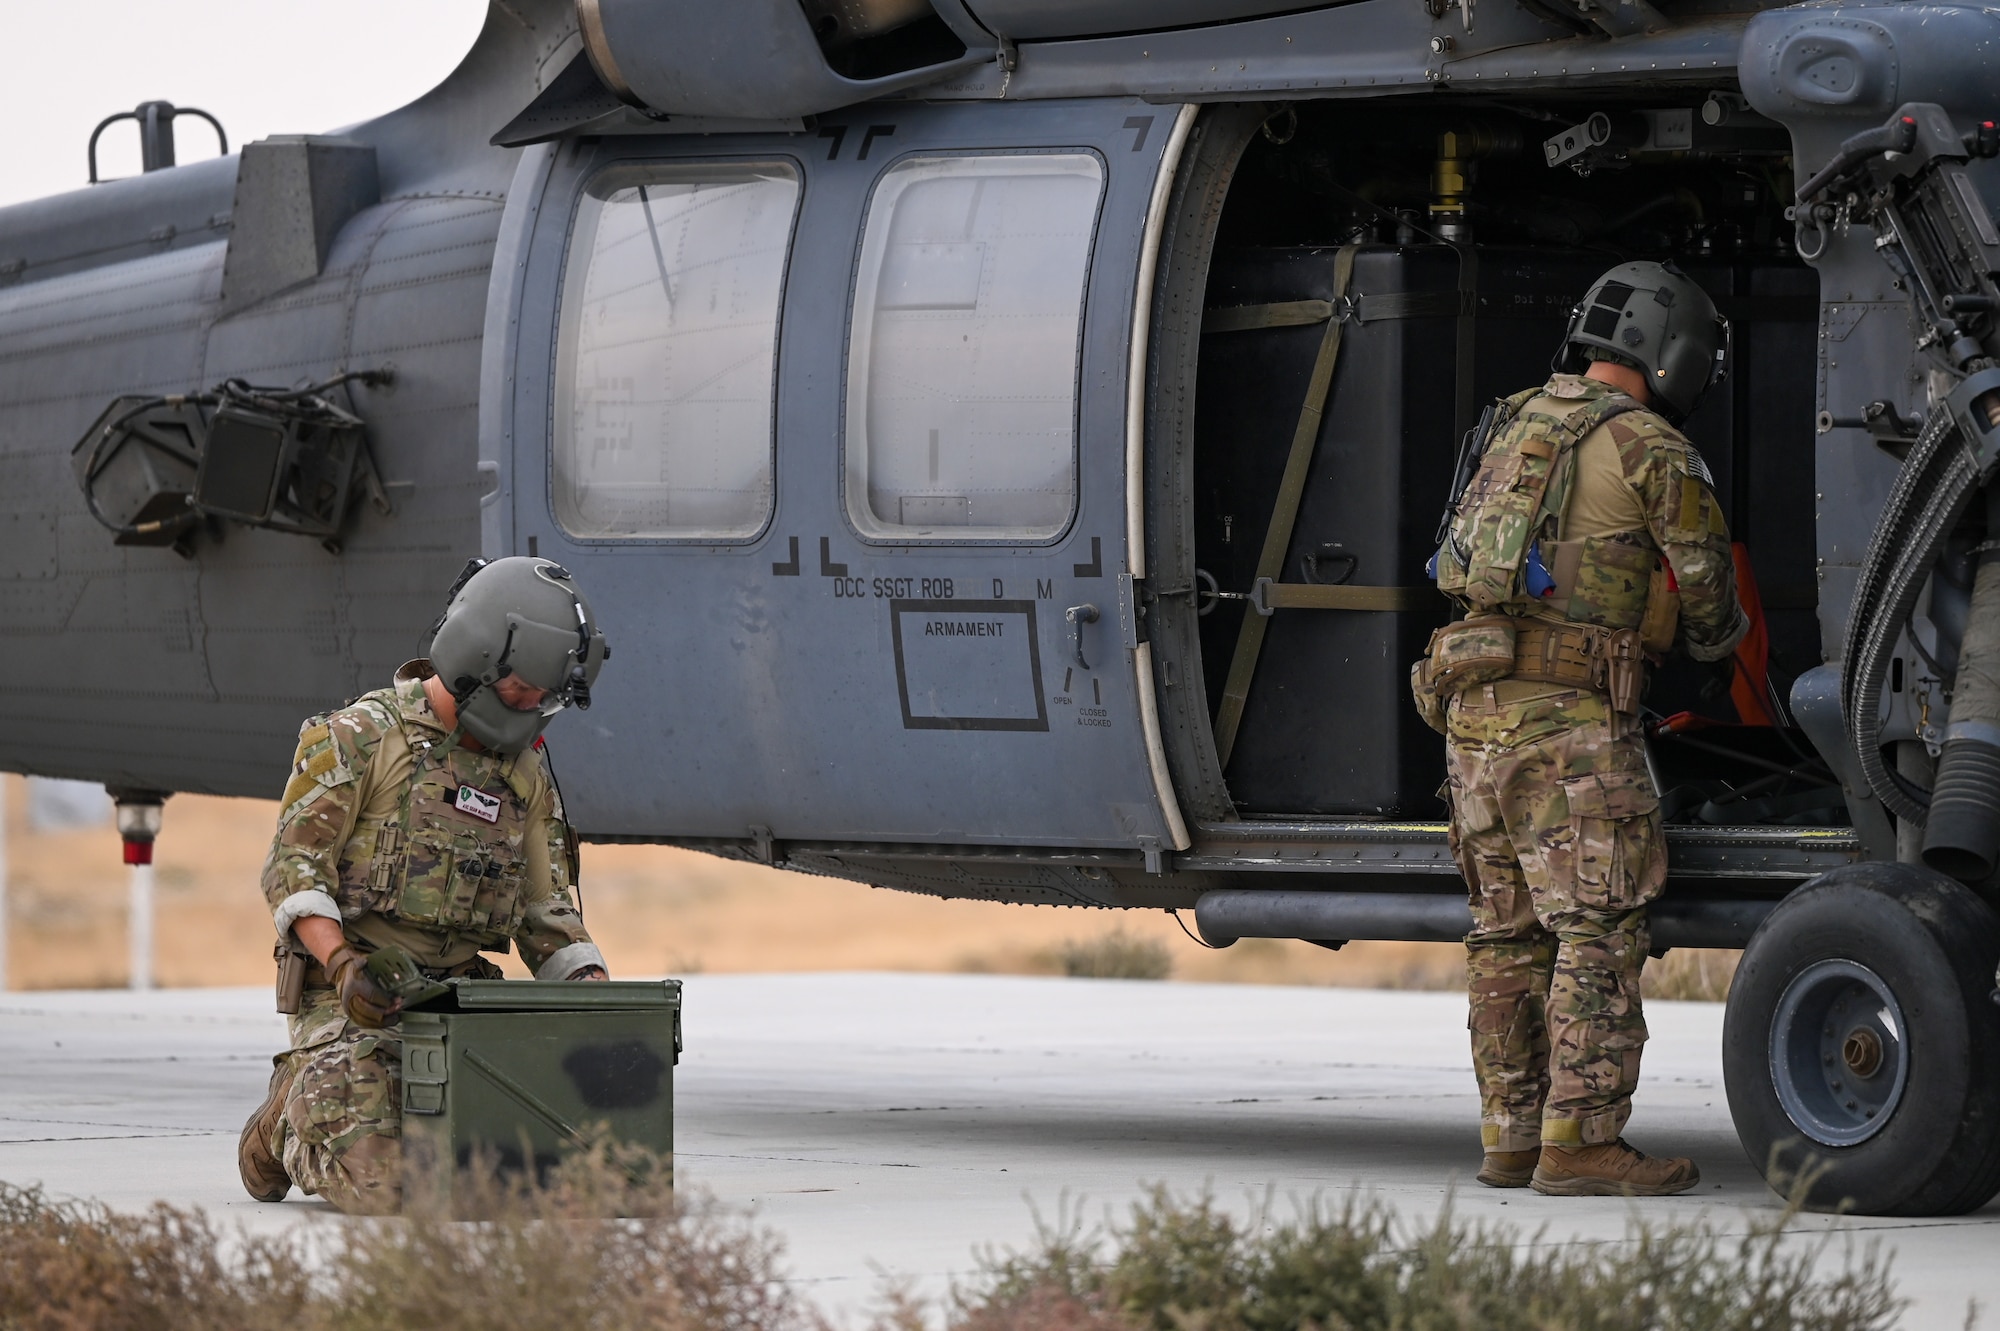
[{"xmin": 274, "ymin": 940, "xmax": 309, "ymax": 1016}]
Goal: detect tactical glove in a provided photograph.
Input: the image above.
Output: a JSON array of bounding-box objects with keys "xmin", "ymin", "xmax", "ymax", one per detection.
[{"xmin": 327, "ymin": 945, "xmax": 402, "ymax": 1028}]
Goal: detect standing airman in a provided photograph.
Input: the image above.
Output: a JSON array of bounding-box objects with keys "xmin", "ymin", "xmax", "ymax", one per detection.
[{"xmin": 1415, "ymin": 261, "xmax": 1749, "ymax": 1195}]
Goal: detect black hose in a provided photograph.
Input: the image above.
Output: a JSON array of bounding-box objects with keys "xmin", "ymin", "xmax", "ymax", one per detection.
[{"xmin": 1843, "ymin": 404, "xmax": 1979, "ymax": 824}]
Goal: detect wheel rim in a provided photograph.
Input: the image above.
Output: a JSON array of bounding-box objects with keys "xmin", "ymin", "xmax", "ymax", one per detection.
[{"xmin": 1768, "ymin": 958, "xmax": 1911, "ymax": 1147}]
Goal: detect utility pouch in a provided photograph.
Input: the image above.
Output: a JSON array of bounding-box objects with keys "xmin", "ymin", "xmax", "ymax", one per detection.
[
  {"xmin": 1606, "ymin": 629, "xmax": 1645, "ymax": 716},
  {"xmin": 1410, "ymin": 657, "xmax": 1449, "ymax": 734},
  {"xmin": 275, "ymin": 941, "xmax": 307, "ymax": 1016},
  {"xmin": 1639, "ymin": 565, "xmax": 1680, "ymax": 656},
  {"xmin": 1425, "ymin": 617, "xmax": 1519, "ymax": 696}
]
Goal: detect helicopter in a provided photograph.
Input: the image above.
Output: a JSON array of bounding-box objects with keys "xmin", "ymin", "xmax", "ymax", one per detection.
[{"xmin": 5, "ymin": 0, "xmax": 2000, "ymax": 1216}]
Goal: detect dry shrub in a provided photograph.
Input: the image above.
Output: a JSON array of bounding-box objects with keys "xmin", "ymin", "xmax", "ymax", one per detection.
[
  {"xmin": 933, "ymin": 1183, "xmax": 1906, "ymax": 1331},
  {"xmin": 329, "ymin": 1139, "xmax": 816, "ymax": 1331},
  {"xmin": 0, "ymin": 1142, "xmax": 819, "ymax": 1331},
  {"xmin": 0, "ymin": 1184, "xmax": 310, "ymax": 1331},
  {"xmin": 0, "ymin": 1146, "xmax": 1908, "ymax": 1331},
  {"xmin": 1643, "ymin": 947, "xmax": 1741, "ymax": 1002},
  {"xmin": 1046, "ymin": 929, "xmax": 1173, "ymax": 980}
]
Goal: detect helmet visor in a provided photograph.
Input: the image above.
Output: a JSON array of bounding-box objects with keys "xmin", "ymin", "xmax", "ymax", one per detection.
[
  {"xmin": 490, "ymin": 677, "xmax": 574, "ymax": 717},
  {"xmin": 494, "ymin": 615, "xmax": 592, "ymax": 713}
]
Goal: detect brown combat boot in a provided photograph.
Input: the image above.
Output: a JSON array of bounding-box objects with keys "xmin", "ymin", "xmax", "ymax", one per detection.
[
  {"xmin": 1476, "ymin": 1148, "xmax": 1540, "ymax": 1188},
  {"xmin": 1530, "ymin": 1139, "xmax": 1700, "ymax": 1197},
  {"xmin": 237, "ymin": 1063, "xmax": 292, "ymax": 1203}
]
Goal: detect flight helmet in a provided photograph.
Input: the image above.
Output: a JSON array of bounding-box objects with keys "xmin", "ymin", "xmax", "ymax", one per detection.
[
  {"xmin": 1555, "ymin": 260, "xmax": 1729, "ymax": 424},
  {"xmin": 427, "ymin": 557, "xmax": 609, "ymax": 755}
]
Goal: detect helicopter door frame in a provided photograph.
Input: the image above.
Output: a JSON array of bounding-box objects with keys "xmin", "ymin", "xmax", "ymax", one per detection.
[
  {"xmin": 1129, "ymin": 104, "xmax": 1199, "ymax": 854},
  {"xmin": 483, "ymin": 104, "xmax": 1198, "ymax": 859},
  {"xmin": 480, "ymin": 139, "xmax": 560, "ymax": 564}
]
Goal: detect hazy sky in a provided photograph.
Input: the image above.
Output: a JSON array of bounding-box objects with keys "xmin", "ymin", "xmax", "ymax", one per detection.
[{"xmin": 0, "ymin": 1, "xmax": 488, "ymax": 208}]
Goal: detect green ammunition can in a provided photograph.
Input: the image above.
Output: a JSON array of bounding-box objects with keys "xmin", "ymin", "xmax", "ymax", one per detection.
[{"xmin": 400, "ymin": 978, "xmax": 681, "ymax": 1201}]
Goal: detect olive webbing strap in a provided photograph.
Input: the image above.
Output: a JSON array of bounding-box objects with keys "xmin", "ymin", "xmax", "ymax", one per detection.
[
  {"xmin": 1213, "ymin": 243, "xmax": 1359, "ymax": 770},
  {"xmin": 1202, "ymin": 292, "xmax": 1471, "ymax": 336},
  {"xmin": 1203, "ymin": 299, "xmax": 1333, "ymax": 334},
  {"xmin": 1542, "ymin": 396, "xmax": 1642, "ymax": 539},
  {"xmin": 1258, "ymin": 582, "xmax": 1429, "ymax": 612}
]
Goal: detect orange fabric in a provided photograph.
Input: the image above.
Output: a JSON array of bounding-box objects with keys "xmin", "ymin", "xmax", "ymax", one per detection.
[{"xmin": 1726, "ymin": 542, "xmax": 1778, "ymax": 727}]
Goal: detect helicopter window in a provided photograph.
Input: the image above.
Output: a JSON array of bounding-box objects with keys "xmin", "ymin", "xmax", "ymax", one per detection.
[
  {"xmin": 844, "ymin": 152, "xmax": 1103, "ymax": 541},
  {"xmin": 552, "ymin": 160, "xmax": 800, "ymax": 541}
]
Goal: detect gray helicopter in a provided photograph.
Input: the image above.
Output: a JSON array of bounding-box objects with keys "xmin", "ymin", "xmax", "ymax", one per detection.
[{"xmin": 3, "ymin": 0, "xmax": 1998, "ymax": 1215}]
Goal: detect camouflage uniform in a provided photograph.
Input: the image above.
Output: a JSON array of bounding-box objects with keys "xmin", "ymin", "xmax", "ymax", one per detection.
[
  {"xmin": 258, "ymin": 660, "xmax": 601, "ymax": 1213},
  {"xmin": 1435, "ymin": 374, "xmax": 1746, "ymax": 1152}
]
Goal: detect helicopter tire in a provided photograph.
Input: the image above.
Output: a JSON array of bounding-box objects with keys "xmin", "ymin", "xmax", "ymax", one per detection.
[{"xmin": 1721, "ymin": 860, "xmax": 2000, "ymax": 1215}]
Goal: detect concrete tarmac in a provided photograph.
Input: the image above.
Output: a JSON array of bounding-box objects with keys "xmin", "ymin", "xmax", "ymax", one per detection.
[{"xmin": 0, "ymin": 973, "xmax": 1991, "ymax": 1327}]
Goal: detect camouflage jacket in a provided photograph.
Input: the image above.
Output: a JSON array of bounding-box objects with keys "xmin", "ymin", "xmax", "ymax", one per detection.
[
  {"xmin": 260, "ymin": 660, "xmax": 602, "ymax": 981},
  {"xmin": 1450, "ymin": 373, "xmax": 1748, "ymax": 663}
]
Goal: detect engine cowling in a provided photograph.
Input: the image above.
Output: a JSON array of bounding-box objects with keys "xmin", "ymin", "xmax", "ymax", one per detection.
[{"xmin": 575, "ymin": 0, "xmax": 991, "ymax": 121}]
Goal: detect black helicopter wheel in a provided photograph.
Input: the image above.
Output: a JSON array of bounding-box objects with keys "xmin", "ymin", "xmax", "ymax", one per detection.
[{"xmin": 1722, "ymin": 861, "xmax": 2000, "ymax": 1215}]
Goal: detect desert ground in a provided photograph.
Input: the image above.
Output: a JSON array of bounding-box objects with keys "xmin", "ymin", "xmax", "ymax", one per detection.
[{"xmin": 0, "ymin": 773, "xmax": 1731, "ymax": 998}]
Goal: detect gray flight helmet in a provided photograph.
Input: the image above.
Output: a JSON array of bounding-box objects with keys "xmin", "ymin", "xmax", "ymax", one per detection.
[
  {"xmin": 426, "ymin": 557, "xmax": 610, "ymax": 755},
  {"xmin": 1555, "ymin": 260, "xmax": 1729, "ymax": 424}
]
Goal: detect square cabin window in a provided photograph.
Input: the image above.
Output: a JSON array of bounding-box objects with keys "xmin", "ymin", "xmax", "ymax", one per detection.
[
  {"xmin": 553, "ymin": 162, "xmax": 799, "ymax": 540},
  {"xmin": 845, "ymin": 153, "xmax": 1104, "ymax": 541}
]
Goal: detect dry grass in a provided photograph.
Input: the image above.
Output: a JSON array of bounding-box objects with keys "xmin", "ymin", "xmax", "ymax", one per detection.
[
  {"xmin": 1042, "ymin": 928, "xmax": 1175, "ymax": 980},
  {"xmin": 0, "ymin": 776, "xmax": 1464, "ymax": 993},
  {"xmin": 1643, "ymin": 948, "xmax": 1741, "ymax": 1003},
  {"xmin": 0, "ymin": 1152, "xmax": 1911, "ymax": 1331},
  {"xmin": 331, "ymin": 1142, "xmax": 813, "ymax": 1331},
  {"xmin": 3, "ymin": 775, "xmax": 1750, "ymax": 1004},
  {"xmin": 0, "ymin": 1183, "xmax": 311, "ymax": 1331},
  {"xmin": 920, "ymin": 1182, "xmax": 1906, "ymax": 1331},
  {"xmin": 0, "ymin": 1142, "xmax": 821, "ymax": 1331}
]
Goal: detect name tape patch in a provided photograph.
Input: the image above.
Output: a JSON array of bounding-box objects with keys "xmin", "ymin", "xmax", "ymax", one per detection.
[{"xmin": 455, "ymin": 785, "xmax": 501, "ymax": 823}]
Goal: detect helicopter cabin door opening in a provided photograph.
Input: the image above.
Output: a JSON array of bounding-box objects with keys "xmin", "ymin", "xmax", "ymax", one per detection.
[
  {"xmin": 500, "ymin": 100, "xmax": 1196, "ymax": 865},
  {"xmin": 1147, "ymin": 101, "xmax": 1833, "ymax": 833}
]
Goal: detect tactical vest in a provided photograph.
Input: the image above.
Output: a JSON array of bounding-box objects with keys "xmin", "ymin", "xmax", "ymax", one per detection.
[
  {"xmin": 329, "ymin": 692, "xmax": 538, "ymax": 947},
  {"xmin": 1433, "ymin": 387, "xmax": 1654, "ymax": 630}
]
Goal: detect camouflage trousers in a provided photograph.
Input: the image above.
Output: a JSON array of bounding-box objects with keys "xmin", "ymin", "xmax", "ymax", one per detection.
[
  {"xmin": 269, "ymin": 988, "xmax": 403, "ymax": 1214},
  {"xmin": 1444, "ymin": 684, "xmax": 1665, "ymax": 1152}
]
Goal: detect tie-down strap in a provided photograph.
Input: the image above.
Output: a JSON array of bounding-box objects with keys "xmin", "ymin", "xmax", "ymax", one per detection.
[
  {"xmin": 1207, "ymin": 245, "xmax": 1359, "ymax": 769},
  {"xmin": 1247, "ymin": 579, "xmax": 1430, "ymax": 614},
  {"xmin": 1202, "ymin": 290, "xmax": 1473, "ymax": 335}
]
